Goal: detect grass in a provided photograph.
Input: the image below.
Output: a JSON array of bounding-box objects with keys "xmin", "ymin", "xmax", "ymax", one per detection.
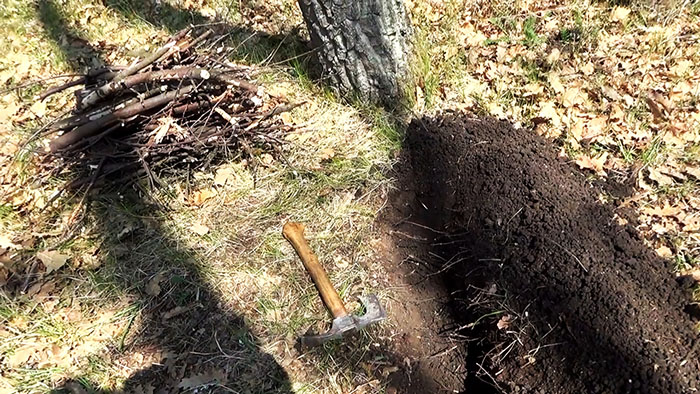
[{"xmin": 522, "ymin": 16, "xmax": 543, "ymax": 48}]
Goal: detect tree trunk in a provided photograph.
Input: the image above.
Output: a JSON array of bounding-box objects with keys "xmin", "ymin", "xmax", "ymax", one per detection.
[{"xmin": 298, "ymin": 0, "xmax": 412, "ymax": 107}]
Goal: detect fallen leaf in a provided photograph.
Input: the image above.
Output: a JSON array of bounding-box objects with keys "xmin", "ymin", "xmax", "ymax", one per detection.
[
  {"xmin": 609, "ymin": 103, "xmax": 625, "ymax": 121},
  {"xmin": 0, "ymin": 99, "xmax": 20, "ymax": 122},
  {"xmin": 653, "ymin": 91, "xmax": 673, "ymax": 113},
  {"xmin": 570, "ymin": 120, "xmax": 585, "ymax": 142},
  {"xmin": 523, "ymin": 83, "xmax": 544, "ymax": 97},
  {"xmin": 548, "ymin": 73, "xmax": 565, "ymax": 94},
  {"xmin": 27, "ymin": 281, "xmax": 43, "ymax": 296},
  {"xmin": 214, "ymin": 166, "xmax": 235, "ymax": 186},
  {"xmin": 0, "ymin": 376, "xmax": 15, "ymax": 394},
  {"xmin": 641, "ymin": 203, "xmax": 681, "ymax": 217},
  {"xmin": 260, "ymin": 153, "xmax": 274, "ymax": 166},
  {"xmin": 191, "ymin": 223, "xmax": 210, "ymax": 236},
  {"xmin": 546, "ymin": 48, "xmax": 561, "ymax": 63},
  {"xmin": 80, "ymin": 251, "xmax": 102, "ymax": 269},
  {"xmin": 0, "ymin": 139, "xmax": 19, "ymax": 155},
  {"xmin": 38, "ymin": 343, "xmax": 72, "ymax": 369},
  {"xmin": 575, "ymin": 152, "xmax": 608, "ymax": 176},
  {"xmin": 8, "ymin": 344, "xmax": 42, "ymax": 367},
  {"xmin": 0, "ymin": 235, "xmax": 19, "ymax": 250},
  {"xmin": 28, "ymin": 100, "xmax": 47, "ymax": 118},
  {"xmin": 543, "ymin": 18, "xmax": 559, "ymax": 32},
  {"xmin": 37, "ymin": 250, "xmax": 70, "ymax": 274},
  {"xmin": 189, "ymin": 189, "xmax": 216, "ymax": 206},
  {"xmin": 563, "ymin": 88, "xmax": 582, "ymax": 108},
  {"xmin": 488, "ymin": 102, "xmax": 506, "ymax": 119},
  {"xmin": 33, "ymin": 280, "xmax": 56, "ymax": 301},
  {"xmin": 538, "ymin": 101, "xmax": 560, "ymax": 124},
  {"xmin": 602, "ymin": 86, "xmax": 622, "ymax": 101},
  {"xmin": 178, "ymin": 369, "xmax": 227, "ymax": 388},
  {"xmin": 497, "ymin": 314, "xmax": 512, "ymax": 330},
  {"xmin": 610, "ymin": 7, "xmax": 631, "ymax": 23},
  {"xmin": 646, "ymin": 92, "xmax": 668, "ymax": 123},
  {"xmin": 63, "ymin": 309, "xmax": 83, "ymax": 322},
  {"xmin": 652, "ymin": 222, "xmax": 670, "ymax": 235},
  {"xmin": 319, "ymin": 147, "xmax": 335, "ymax": 161},
  {"xmin": 682, "ymin": 215, "xmax": 700, "ymax": 232},
  {"xmin": 280, "ymin": 112, "xmax": 293, "ymax": 125},
  {"xmin": 655, "ymin": 245, "xmax": 673, "ymax": 258},
  {"xmin": 648, "ymin": 167, "xmax": 674, "ymax": 186},
  {"xmin": 146, "ymin": 272, "xmax": 166, "ymax": 296},
  {"xmin": 684, "ymin": 167, "xmax": 700, "ymax": 180},
  {"xmin": 200, "ymin": 6, "xmax": 216, "ymax": 17},
  {"xmin": 581, "ymin": 62, "xmax": 594, "ymax": 76},
  {"xmin": 458, "ymin": 23, "xmax": 487, "ymax": 47},
  {"xmin": 670, "ymin": 60, "xmax": 692, "ymax": 77},
  {"xmin": 691, "ymin": 270, "xmax": 700, "ymax": 282},
  {"xmin": 586, "ymin": 116, "xmax": 608, "ymax": 138}
]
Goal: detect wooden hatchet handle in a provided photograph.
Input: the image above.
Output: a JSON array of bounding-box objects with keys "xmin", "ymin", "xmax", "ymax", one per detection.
[{"xmin": 283, "ymin": 222, "xmax": 349, "ymax": 318}]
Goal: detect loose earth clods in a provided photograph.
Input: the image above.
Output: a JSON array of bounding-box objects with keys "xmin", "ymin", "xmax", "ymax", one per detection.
[{"xmin": 396, "ymin": 113, "xmax": 700, "ymax": 393}]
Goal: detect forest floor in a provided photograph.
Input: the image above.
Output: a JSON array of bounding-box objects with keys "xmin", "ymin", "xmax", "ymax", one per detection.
[{"xmin": 1, "ymin": 0, "xmax": 699, "ymax": 393}]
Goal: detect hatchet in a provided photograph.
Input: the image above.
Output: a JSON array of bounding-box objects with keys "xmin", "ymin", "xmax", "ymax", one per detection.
[{"xmin": 282, "ymin": 222, "xmax": 386, "ymax": 347}]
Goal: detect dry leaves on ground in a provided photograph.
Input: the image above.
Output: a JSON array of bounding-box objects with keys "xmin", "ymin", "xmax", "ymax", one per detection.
[{"xmin": 36, "ymin": 250, "xmax": 71, "ymax": 274}]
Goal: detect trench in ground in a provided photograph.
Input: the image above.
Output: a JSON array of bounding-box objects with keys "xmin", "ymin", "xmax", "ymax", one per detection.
[{"xmin": 379, "ymin": 114, "xmax": 700, "ymax": 394}]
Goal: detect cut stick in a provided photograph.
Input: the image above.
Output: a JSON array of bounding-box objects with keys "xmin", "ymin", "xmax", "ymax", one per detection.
[
  {"xmin": 50, "ymin": 87, "xmax": 165, "ymax": 131},
  {"xmin": 79, "ymin": 28, "xmax": 190, "ymax": 109},
  {"xmin": 110, "ymin": 28, "xmax": 189, "ymax": 81},
  {"xmin": 50, "ymin": 85, "xmax": 195, "ymax": 152},
  {"xmin": 178, "ymin": 30, "xmax": 212, "ymax": 54},
  {"xmin": 39, "ymin": 69, "xmax": 117, "ymax": 101},
  {"xmin": 77, "ymin": 68, "xmax": 256, "ymax": 110}
]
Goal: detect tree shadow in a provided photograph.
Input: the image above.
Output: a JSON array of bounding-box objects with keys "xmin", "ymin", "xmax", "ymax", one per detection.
[
  {"xmin": 395, "ymin": 113, "xmax": 700, "ymax": 393},
  {"xmin": 37, "ymin": 0, "xmax": 107, "ymax": 70},
  {"xmin": 51, "ymin": 190, "xmax": 294, "ymax": 393},
  {"xmin": 102, "ymin": 0, "xmax": 310, "ymax": 71}
]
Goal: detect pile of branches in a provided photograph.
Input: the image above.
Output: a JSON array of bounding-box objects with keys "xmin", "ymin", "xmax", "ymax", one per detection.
[{"xmin": 40, "ymin": 28, "xmax": 299, "ymax": 190}]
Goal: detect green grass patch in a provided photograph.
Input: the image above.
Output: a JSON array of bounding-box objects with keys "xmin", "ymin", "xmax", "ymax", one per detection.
[
  {"xmin": 523, "ymin": 16, "xmax": 543, "ymax": 48},
  {"xmin": 520, "ymin": 58, "xmax": 546, "ymax": 82},
  {"xmin": 490, "ymin": 16, "xmax": 517, "ymax": 35},
  {"xmin": 640, "ymin": 137, "xmax": 664, "ymax": 164}
]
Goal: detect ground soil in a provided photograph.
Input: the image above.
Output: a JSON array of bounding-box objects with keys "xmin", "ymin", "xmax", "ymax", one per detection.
[
  {"xmin": 373, "ymin": 182, "xmax": 469, "ymax": 393},
  {"xmin": 380, "ymin": 112, "xmax": 700, "ymax": 393}
]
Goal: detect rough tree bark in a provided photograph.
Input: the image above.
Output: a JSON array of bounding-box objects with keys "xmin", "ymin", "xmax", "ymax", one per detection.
[{"xmin": 298, "ymin": 0, "xmax": 412, "ymax": 107}]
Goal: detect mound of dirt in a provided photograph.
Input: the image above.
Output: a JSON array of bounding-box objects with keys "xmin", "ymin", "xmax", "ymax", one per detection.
[{"xmin": 403, "ymin": 113, "xmax": 700, "ymax": 393}]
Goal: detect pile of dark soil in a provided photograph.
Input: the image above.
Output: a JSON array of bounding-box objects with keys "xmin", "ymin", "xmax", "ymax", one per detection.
[{"xmin": 403, "ymin": 113, "xmax": 700, "ymax": 393}]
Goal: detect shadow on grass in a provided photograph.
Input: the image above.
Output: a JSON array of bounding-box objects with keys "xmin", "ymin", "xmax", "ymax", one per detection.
[
  {"xmin": 50, "ymin": 190, "xmax": 294, "ymax": 393},
  {"xmin": 36, "ymin": 0, "xmax": 107, "ymax": 70},
  {"xmin": 31, "ymin": 0, "xmax": 299, "ymax": 391},
  {"xmin": 103, "ymin": 0, "xmax": 311, "ymax": 72}
]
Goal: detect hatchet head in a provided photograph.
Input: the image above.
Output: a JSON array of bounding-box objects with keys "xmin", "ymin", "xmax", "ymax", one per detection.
[{"xmin": 300, "ymin": 295, "xmax": 386, "ymax": 347}]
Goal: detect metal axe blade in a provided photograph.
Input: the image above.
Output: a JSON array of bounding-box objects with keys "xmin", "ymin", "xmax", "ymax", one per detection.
[{"xmin": 300, "ymin": 295, "xmax": 387, "ymax": 347}]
